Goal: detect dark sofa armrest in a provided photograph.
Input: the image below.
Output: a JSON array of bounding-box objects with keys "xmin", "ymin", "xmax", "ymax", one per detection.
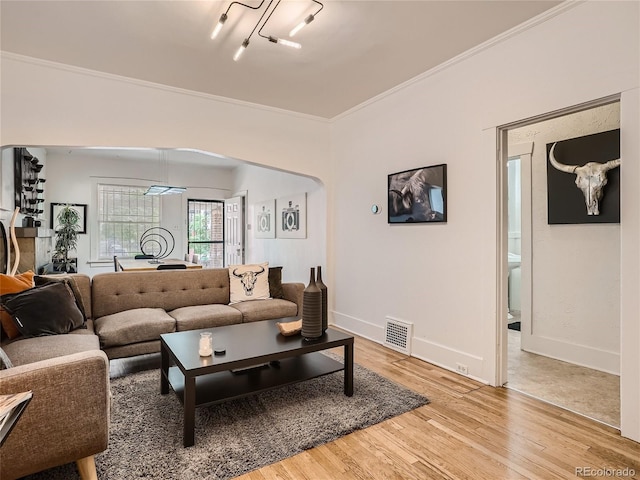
[
  {"xmin": 0, "ymin": 350, "xmax": 110, "ymax": 480},
  {"xmin": 281, "ymin": 282, "xmax": 305, "ymax": 316}
]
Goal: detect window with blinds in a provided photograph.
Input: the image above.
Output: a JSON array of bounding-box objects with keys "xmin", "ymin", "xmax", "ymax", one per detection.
[{"xmin": 97, "ymin": 184, "xmax": 160, "ymax": 260}]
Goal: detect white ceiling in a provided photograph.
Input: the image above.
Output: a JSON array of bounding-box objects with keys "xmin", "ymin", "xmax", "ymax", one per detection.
[{"xmin": 1, "ymin": 0, "xmax": 562, "ymax": 120}]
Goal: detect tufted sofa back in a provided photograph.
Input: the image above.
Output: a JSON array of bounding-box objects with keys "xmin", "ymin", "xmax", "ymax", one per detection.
[{"xmin": 91, "ymin": 268, "xmax": 230, "ymax": 319}]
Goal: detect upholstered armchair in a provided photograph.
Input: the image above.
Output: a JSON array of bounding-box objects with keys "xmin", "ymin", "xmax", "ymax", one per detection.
[{"xmin": 0, "ymin": 350, "xmax": 110, "ymax": 480}]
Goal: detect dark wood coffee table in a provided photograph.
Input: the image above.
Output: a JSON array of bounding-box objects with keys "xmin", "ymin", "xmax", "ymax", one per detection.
[{"xmin": 160, "ymin": 318, "xmax": 354, "ymax": 447}]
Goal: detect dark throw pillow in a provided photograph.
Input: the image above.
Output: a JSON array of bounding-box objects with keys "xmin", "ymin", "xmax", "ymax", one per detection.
[
  {"xmin": 34, "ymin": 275, "xmax": 88, "ymax": 322},
  {"xmin": 0, "ymin": 282, "xmax": 85, "ymax": 337},
  {"xmin": 268, "ymin": 266, "xmax": 284, "ymax": 299}
]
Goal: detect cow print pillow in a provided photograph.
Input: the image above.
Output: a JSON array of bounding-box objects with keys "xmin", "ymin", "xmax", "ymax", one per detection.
[{"xmin": 229, "ymin": 262, "xmax": 271, "ymax": 304}]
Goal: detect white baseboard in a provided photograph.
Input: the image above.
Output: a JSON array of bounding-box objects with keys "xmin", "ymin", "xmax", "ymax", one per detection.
[
  {"xmin": 411, "ymin": 337, "xmax": 487, "ymax": 384},
  {"xmin": 521, "ymin": 334, "xmax": 620, "ymax": 375},
  {"xmin": 332, "ymin": 311, "xmax": 488, "ymax": 384},
  {"xmin": 332, "ymin": 311, "xmax": 384, "ymax": 344}
]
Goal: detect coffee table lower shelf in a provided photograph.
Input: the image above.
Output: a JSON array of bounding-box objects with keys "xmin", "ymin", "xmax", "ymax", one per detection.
[
  {"xmin": 161, "ymin": 323, "xmax": 354, "ymax": 447},
  {"xmin": 166, "ymin": 352, "xmax": 344, "ymax": 409}
]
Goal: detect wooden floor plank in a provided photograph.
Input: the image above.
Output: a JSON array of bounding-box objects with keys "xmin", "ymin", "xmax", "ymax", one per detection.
[{"xmin": 207, "ymin": 331, "xmax": 640, "ymax": 480}]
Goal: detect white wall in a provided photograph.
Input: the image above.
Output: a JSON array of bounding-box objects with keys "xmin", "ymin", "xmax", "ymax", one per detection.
[
  {"xmin": 0, "ymin": 54, "xmax": 331, "ymax": 181},
  {"xmin": 234, "ymin": 164, "xmax": 326, "ymax": 283},
  {"xmin": 330, "ymin": 1, "xmax": 639, "ymax": 440},
  {"xmin": 619, "ymin": 87, "xmax": 640, "ymax": 446}
]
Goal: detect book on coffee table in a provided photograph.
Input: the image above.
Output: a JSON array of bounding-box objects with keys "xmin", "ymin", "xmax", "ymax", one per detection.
[{"xmin": 0, "ymin": 391, "xmax": 32, "ymax": 447}]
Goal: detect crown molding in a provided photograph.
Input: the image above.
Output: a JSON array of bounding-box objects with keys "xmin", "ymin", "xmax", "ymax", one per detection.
[
  {"xmin": 0, "ymin": 51, "xmax": 331, "ymax": 124},
  {"xmin": 331, "ymin": 1, "xmax": 584, "ymax": 122}
]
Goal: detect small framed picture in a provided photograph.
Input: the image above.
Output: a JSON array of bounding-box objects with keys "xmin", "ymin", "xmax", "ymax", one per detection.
[
  {"xmin": 276, "ymin": 193, "xmax": 307, "ymax": 239},
  {"xmin": 254, "ymin": 199, "xmax": 276, "ymax": 239},
  {"xmin": 50, "ymin": 203, "xmax": 88, "ymax": 234}
]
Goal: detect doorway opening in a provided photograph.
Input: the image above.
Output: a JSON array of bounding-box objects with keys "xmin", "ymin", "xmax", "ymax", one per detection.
[{"xmin": 498, "ymin": 95, "xmax": 621, "ymax": 428}]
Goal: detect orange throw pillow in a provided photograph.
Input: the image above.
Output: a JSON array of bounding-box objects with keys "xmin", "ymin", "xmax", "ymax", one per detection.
[{"xmin": 0, "ymin": 271, "xmax": 35, "ymax": 339}]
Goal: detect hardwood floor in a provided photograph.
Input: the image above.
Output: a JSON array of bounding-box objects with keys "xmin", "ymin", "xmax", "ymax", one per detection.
[
  {"xmin": 110, "ymin": 332, "xmax": 640, "ymax": 480},
  {"xmin": 237, "ymin": 334, "xmax": 640, "ymax": 480}
]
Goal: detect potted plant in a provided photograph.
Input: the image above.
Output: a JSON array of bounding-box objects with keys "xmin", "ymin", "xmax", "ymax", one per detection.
[{"xmin": 52, "ymin": 204, "xmax": 80, "ymax": 273}]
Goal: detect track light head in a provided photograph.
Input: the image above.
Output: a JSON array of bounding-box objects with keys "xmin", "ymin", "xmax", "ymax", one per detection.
[
  {"xmin": 268, "ymin": 36, "xmax": 302, "ymax": 49},
  {"xmin": 233, "ymin": 38, "xmax": 250, "ymax": 61},
  {"xmin": 290, "ymin": 14, "xmax": 315, "ymax": 37},
  {"xmin": 211, "ymin": 13, "xmax": 228, "ymax": 39}
]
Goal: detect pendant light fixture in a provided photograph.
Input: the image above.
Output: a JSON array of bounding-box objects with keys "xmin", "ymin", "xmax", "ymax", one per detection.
[
  {"xmin": 210, "ymin": 0, "xmax": 323, "ymax": 61},
  {"xmin": 144, "ymin": 150, "xmax": 187, "ymax": 196},
  {"xmin": 144, "ymin": 185, "xmax": 186, "ymax": 196}
]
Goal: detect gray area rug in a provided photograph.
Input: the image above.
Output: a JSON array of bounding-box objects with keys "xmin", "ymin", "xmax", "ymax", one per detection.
[{"xmin": 25, "ymin": 357, "xmax": 429, "ymax": 479}]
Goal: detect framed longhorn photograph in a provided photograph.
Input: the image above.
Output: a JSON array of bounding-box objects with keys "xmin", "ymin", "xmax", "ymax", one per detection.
[
  {"xmin": 388, "ymin": 164, "xmax": 447, "ymax": 224},
  {"xmin": 546, "ymin": 129, "xmax": 620, "ymax": 224}
]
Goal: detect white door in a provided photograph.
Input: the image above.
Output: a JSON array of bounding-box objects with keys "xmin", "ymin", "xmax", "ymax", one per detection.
[{"xmin": 224, "ymin": 196, "xmax": 244, "ymax": 266}]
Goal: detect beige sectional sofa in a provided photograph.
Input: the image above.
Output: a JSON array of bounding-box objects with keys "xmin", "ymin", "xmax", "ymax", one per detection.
[
  {"xmin": 0, "ymin": 267, "xmax": 304, "ymax": 480},
  {"xmin": 91, "ymin": 268, "xmax": 303, "ymax": 359}
]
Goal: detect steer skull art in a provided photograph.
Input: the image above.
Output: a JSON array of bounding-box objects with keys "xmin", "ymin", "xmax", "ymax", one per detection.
[
  {"xmin": 233, "ymin": 266, "xmax": 265, "ymax": 296},
  {"xmin": 548, "ymin": 142, "xmax": 621, "ymax": 215}
]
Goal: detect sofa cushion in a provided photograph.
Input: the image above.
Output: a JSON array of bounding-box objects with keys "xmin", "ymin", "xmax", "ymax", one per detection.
[
  {"xmin": 169, "ymin": 304, "xmax": 242, "ymax": 331},
  {"xmin": 0, "ymin": 270, "xmax": 35, "ymax": 339},
  {"xmin": 268, "ymin": 266, "xmax": 284, "ymax": 299},
  {"xmin": 232, "ymin": 298, "xmax": 298, "ymax": 323},
  {"xmin": 94, "ymin": 308, "xmax": 175, "ymax": 348},
  {"xmin": 1, "ymin": 282, "xmax": 85, "ymax": 337},
  {"xmin": 1, "ymin": 332, "xmax": 100, "ymax": 366},
  {"xmin": 34, "ymin": 274, "xmax": 88, "ymax": 321},
  {"xmin": 91, "ymin": 269, "xmax": 231, "ymax": 319},
  {"xmin": 229, "ymin": 262, "xmax": 270, "ymax": 304}
]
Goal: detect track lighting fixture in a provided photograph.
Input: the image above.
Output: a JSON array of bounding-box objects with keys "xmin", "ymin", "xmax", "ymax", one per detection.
[{"xmin": 211, "ymin": 0, "xmax": 323, "ymax": 61}]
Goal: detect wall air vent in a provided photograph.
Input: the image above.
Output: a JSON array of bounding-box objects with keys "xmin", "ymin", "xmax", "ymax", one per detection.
[{"xmin": 384, "ymin": 317, "xmax": 413, "ymax": 355}]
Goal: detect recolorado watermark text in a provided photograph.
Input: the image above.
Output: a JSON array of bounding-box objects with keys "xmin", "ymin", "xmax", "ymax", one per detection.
[{"xmin": 576, "ymin": 467, "xmax": 636, "ymax": 478}]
